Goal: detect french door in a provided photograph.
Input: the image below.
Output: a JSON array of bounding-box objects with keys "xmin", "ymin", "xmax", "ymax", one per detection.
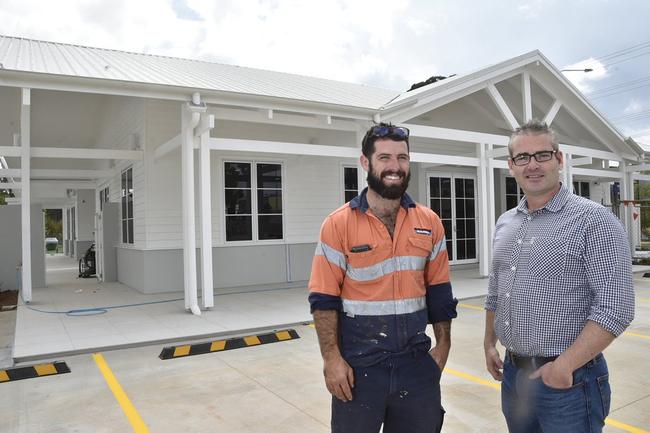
[{"xmin": 427, "ymin": 174, "xmax": 478, "ymax": 264}]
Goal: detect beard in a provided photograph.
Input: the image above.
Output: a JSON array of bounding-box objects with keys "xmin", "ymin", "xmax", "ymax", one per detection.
[{"xmin": 367, "ymin": 161, "xmax": 410, "ymax": 200}]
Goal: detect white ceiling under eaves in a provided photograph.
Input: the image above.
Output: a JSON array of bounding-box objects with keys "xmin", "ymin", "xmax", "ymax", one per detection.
[{"xmin": 0, "ymin": 35, "xmax": 399, "ymax": 110}]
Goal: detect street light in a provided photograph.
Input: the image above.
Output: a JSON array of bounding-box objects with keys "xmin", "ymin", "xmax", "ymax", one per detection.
[{"xmin": 561, "ymin": 68, "xmax": 593, "ymax": 72}]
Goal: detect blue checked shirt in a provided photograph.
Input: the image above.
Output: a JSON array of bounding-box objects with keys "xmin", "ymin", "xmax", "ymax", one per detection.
[{"xmin": 485, "ymin": 185, "xmax": 635, "ymax": 357}]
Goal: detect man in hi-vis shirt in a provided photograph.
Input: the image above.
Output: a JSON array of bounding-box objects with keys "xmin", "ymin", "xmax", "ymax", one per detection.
[{"xmin": 308, "ymin": 123, "xmax": 458, "ymax": 433}]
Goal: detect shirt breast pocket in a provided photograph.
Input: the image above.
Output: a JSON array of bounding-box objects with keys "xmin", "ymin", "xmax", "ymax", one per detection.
[
  {"xmin": 527, "ymin": 237, "xmax": 567, "ymax": 280},
  {"xmin": 408, "ymin": 236, "xmax": 433, "ymax": 258}
]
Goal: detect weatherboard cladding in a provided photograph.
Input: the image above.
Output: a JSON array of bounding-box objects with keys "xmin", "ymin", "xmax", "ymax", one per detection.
[{"xmin": 0, "ymin": 35, "xmax": 399, "ymax": 109}]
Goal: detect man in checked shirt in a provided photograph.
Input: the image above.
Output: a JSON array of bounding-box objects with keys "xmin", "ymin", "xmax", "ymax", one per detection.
[{"xmin": 484, "ymin": 119, "xmax": 635, "ymax": 433}]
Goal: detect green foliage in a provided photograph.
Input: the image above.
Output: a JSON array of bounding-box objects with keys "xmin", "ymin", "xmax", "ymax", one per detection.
[{"xmin": 44, "ymin": 209, "xmax": 63, "ymax": 240}]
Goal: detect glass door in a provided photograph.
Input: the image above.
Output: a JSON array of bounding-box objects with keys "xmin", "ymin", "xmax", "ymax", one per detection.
[{"xmin": 428, "ymin": 174, "xmax": 478, "ymax": 264}]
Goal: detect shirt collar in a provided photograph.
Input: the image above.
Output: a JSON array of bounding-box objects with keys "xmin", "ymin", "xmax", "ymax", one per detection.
[
  {"xmin": 349, "ymin": 187, "xmax": 416, "ymax": 213},
  {"xmin": 517, "ymin": 183, "xmax": 570, "ymax": 214}
]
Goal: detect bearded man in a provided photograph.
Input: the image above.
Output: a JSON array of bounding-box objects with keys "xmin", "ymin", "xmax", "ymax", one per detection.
[{"xmin": 308, "ymin": 122, "xmax": 458, "ymax": 433}]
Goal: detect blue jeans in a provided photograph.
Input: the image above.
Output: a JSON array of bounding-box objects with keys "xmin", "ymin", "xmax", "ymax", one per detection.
[
  {"xmin": 331, "ymin": 351, "xmax": 445, "ymax": 433},
  {"xmin": 502, "ymin": 353, "xmax": 611, "ymax": 433}
]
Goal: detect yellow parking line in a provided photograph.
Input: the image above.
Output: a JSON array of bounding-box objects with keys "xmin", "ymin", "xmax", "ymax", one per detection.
[
  {"xmin": 92, "ymin": 353, "xmax": 149, "ymax": 433},
  {"xmin": 458, "ymin": 303, "xmax": 484, "ymax": 311},
  {"xmin": 624, "ymin": 332, "xmax": 650, "ymax": 340},
  {"xmin": 442, "ymin": 367, "xmax": 648, "ymax": 433}
]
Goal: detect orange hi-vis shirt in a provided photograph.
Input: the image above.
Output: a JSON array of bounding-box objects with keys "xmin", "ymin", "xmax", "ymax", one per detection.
[{"xmin": 308, "ymin": 189, "xmax": 457, "ymax": 367}]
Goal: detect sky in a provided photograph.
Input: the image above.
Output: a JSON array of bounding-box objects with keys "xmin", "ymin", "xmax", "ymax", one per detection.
[{"xmin": 1, "ymin": 0, "xmax": 650, "ymax": 145}]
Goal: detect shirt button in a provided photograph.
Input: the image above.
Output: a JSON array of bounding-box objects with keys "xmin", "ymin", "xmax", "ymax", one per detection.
[
  {"xmin": 505, "ymin": 321, "xmax": 509, "ymax": 326},
  {"xmin": 527, "ymin": 215, "xmax": 532, "ymax": 221},
  {"xmin": 510, "ymin": 266, "xmax": 516, "ymax": 271},
  {"xmin": 506, "ymin": 293, "xmax": 510, "ymax": 298},
  {"xmin": 517, "ymin": 239, "xmax": 522, "ymax": 244},
  {"xmin": 510, "ymin": 346, "xmax": 514, "ymax": 351}
]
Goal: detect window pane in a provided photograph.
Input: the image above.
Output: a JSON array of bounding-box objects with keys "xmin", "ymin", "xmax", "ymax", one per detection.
[
  {"xmin": 466, "ymin": 221, "xmax": 476, "ymax": 238},
  {"xmin": 257, "ymin": 190, "xmax": 283, "ymax": 214},
  {"xmin": 122, "ymin": 221, "xmax": 128, "ymax": 243},
  {"xmin": 466, "ymin": 199, "xmax": 475, "ymax": 218},
  {"xmin": 466, "ymin": 239, "xmax": 476, "ymax": 259},
  {"xmin": 506, "ymin": 177, "xmax": 517, "ymax": 195},
  {"xmin": 258, "ymin": 215, "xmax": 283, "ymax": 240},
  {"xmin": 226, "ymin": 216, "xmax": 252, "ymax": 241},
  {"xmin": 465, "ymin": 179, "xmax": 474, "ymax": 198},
  {"xmin": 430, "ymin": 178, "xmax": 440, "ymax": 197},
  {"xmin": 573, "ymin": 181, "xmax": 579, "ymax": 195},
  {"xmin": 506, "ymin": 195, "xmax": 518, "ymax": 210},
  {"xmin": 224, "ymin": 163, "xmax": 251, "ymax": 188},
  {"xmin": 127, "ymin": 168, "xmax": 133, "ymax": 191},
  {"xmin": 121, "ymin": 171, "xmax": 126, "ymax": 196},
  {"xmin": 344, "ymin": 167, "xmax": 358, "ymax": 190},
  {"xmin": 582, "ymin": 182, "xmax": 590, "ymax": 198},
  {"xmin": 455, "ymin": 178, "xmax": 464, "ymax": 197},
  {"xmin": 345, "ymin": 190, "xmax": 357, "ymax": 202},
  {"xmin": 457, "ymin": 220, "xmax": 466, "ymax": 238},
  {"xmin": 441, "ymin": 199, "xmax": 452, "ymax": 219},
  {"xmin": 257, "ymin": 164, "xmax": 282, "ymax": 188},
  {"xmin": 128, "ymin": 219, "xmax": 134, "ymax": 244},
  {"xmin": 441, "ymin": 178, "xmax": 451, "ymax": 197},
  {"xmin": 442, "ymin": 220, "xmax": 452, "ymax": 239},
  {"xmin": 225, "ymin": 190, "xmax": 251, "ymax": 214},
  {"xmin": 446, "ymin": 241, "xmax": 453, "ymax": 260},
  {"xmin": 127, "ymin": 195, "xmax": 133, "ymax": 219},
  {"xmin": 430, "ymin": 199, "xmax": 441, "ymax": 215},
  {"xmin": 455, "ymin": 199, "xmax": 465, "ymax": 218},
  {"xmin": 457, "ymin": 239, "xmax": 467, "ymax": 260},
  {"xmin": 121, "ymin": 196, "xmax": 126, "ymax": 219}
]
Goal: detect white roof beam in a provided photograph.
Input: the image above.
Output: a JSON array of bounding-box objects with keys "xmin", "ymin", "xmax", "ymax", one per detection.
[
  {"xmin": 154, "ymin": 134, "xmax": 182, "ymax": 160},
  {"xmin": 543, "ymin": 100, "xmax": 562, "ymax": 126},
  {"xmin": 403, "ymin": 123, "xmax": 509, "ymax": 145},
  {"xmin": 30, "ymin": 147, "xmax": 143, "ymax": 160},
  {"xmin": 569, "ymin": 156, "xmax": 593, "ymax": 167},
  {"xmin": 0, "ymin": 169, "xmax": 114, "ymax": 179},
  {"xmin": 486, "ymin": 83, "xmax": 519, "ymax": 130},
  {"xmin": 0, "ymin": 146, "xmax": 21, "ymax": 157},
  {"xmin": 559, "ymin": 143, "xmax": 621, "ymax": 161},
  {"xmin": 571, "ymin": 167, "xmax": 622, "ymax": 179},
  {"xmin": 522, "ymin": 71, "xmax": 532, "ymax": 122}
]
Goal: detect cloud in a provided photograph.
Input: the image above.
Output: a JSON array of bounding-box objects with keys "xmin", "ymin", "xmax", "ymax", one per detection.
[
  {"xmin": 561, "ymin": 58, "xmax": 607, "ymax": 94},
  {"xmin": 624, "ymin": 99, "xmax": 644, "ymax": 114}
]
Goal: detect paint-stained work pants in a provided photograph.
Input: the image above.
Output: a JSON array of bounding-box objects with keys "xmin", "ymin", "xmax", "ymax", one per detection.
[{"xmin": 331, "ymin": 351, "xmax": 444, "ymax": 433}]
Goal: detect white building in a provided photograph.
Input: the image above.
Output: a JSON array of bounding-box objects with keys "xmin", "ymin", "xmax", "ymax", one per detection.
[{"xmin": 0, "ymin": 35, "xmax": 646, "ymax": 314}]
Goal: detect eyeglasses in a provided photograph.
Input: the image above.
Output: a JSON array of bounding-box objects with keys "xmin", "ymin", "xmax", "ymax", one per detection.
[
  {"xmin": 510, "ymin": 150, "xmax": 557, "ymax": 166},
  {"xmin": 369, "ymin": 125, "xmax": 410, "ymax": 140}
]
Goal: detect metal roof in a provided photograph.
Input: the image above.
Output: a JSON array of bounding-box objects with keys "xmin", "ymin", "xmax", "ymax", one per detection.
[{"xmin": 0, "ymin": 35, "xmax": 399, "ymax": 110}]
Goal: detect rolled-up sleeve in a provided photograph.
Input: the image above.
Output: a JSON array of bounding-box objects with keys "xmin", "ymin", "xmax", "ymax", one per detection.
[
  {"xmin": 585, "ymin": 208, "xmax": 635, "ymax": 336},
  {"xmin": 425, "ymin": 214, "xmax": 457, "ymax": 323}
]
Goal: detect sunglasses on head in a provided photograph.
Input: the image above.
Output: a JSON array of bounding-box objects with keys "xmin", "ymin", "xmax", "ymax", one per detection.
[{"xmin": 369, "ymin": 125, "xmax": 410, "ymax": 140}]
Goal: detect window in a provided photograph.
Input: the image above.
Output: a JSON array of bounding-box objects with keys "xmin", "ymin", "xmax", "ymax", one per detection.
[
  {"xmin": 121, "ymin": 167, "xmax": 134, "ymax": 244},
  {"xmin": 99, "ymin": 186, "xmax": 109, "ymax": 211},
  {"xmin": 224, "ymin": 161, "xmax": 283, "ymax": 242},
  {"xmin": 343, "ymin": 166, "xmax": 359, "ymax": 203},
  {"xmin": 505, "ymin": 177, "xmax": 524, "ymax": 210},
  {"xmin": 573, "ymin": 181, "xmax": 590, "ymax": 199}
]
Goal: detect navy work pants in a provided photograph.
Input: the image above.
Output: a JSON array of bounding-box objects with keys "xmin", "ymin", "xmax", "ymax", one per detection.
[{"xmin": 331, "ymin": 351, "xmax": 444, "ymax": 433}]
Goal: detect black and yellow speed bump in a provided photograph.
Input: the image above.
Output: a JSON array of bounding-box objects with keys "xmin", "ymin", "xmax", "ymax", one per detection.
[
  {"xmin": 0, "ymin": 361, "xmax": 70, "ymax": 383},
  {"xmin": 159, "ymin": 329, "xmax": 300, "ymax": 360}
]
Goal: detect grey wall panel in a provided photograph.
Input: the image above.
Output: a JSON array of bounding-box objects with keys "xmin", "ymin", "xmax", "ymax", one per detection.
[
  {"xmin": 101, "ymin": 203, "xmax": 120, "ymax": 282},
  {"xmin": 117, "ymin": 248, "xmax": 144, "ymax": 292},
  {"xmin": 0, "ymin": 205, "xmax": 45, "ymax": 291},
  {"xmin": 213, "ymin": 244, "xmax": 287, "ymax": 288},
  {"xmin": 289, "ymin": 243, "xmax": 316, "ymax": 282},
  {"xmin": 142, "ymin": 249, "xmax": 184, "ymax": 293}
]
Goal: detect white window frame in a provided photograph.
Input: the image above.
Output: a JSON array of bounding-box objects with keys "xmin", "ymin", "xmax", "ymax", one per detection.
[
  {"xmin": 120, "ymin": 166, "xmax": 134, "ymax": 244},
  {"xmin": 340, "ymin": 162, "xmax": 363, "ymax": 204},
  {"xmin": 220, "ymin": 158, "xmax": 286, "ymax": 245}
]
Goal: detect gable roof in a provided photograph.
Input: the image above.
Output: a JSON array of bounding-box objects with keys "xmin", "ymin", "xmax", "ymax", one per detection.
[{"xmin": 0, "ymin": 35, "xmax": 398, "ymax": 110}]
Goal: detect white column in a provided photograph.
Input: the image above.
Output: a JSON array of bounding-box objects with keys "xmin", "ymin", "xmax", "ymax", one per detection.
[
  {"xmin": 620, "ymin": 163, "xmax": 634, "ymax": 252},
  {"xmin": 564, "ymin": 152, "xmax": 573, "ymax": 190},
  {"xmin": 20, "ymin": 88, "xmax": 32, "ymax": 302},
  {"xmin": 477, "ymin": 143, "xmax": 491, "ymax": 277},
  {"xmin": 181, "ymin": 102, "xmax": 200, "ymax": 315},
  {"xmin": 198, "ymin": 114, "xmax": 215, "ymax": 309}
]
